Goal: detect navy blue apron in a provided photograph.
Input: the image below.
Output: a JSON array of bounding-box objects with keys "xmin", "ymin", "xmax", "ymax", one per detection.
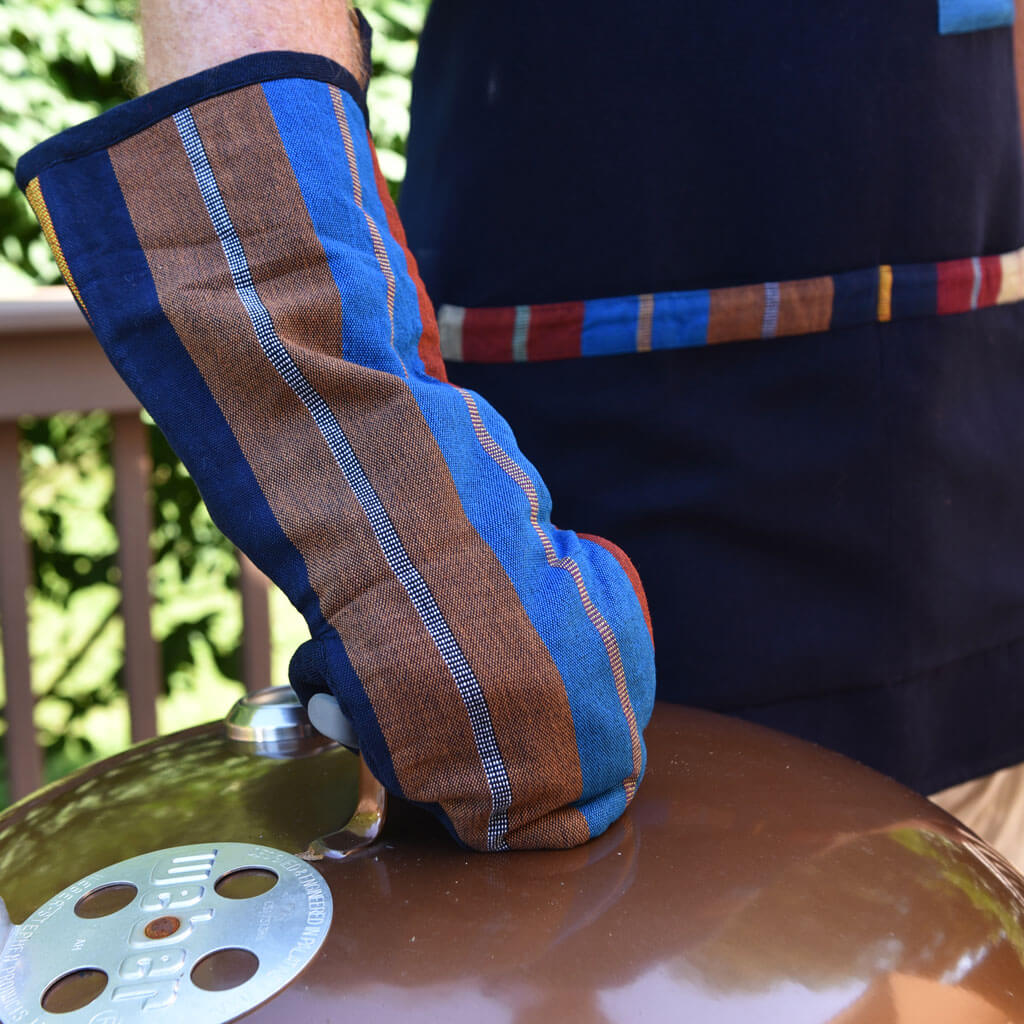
[{"xmin": 399, "ymin": 0, "xmax": 1024, "ymax": 793}]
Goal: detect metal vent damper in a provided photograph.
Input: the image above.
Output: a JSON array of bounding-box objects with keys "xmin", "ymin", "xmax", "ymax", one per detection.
[{"xmin": 0, "ymin": 842, "xmax": 332, "ymax": 1023}]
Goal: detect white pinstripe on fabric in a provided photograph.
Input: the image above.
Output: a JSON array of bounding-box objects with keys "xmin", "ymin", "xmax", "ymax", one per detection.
[
  {"xmin": 173, "ymin": 106, "xmax": 512, "ymax": 851},
  {"xmin": 761, "ymin": 281, "xmax": 780, "ymax": 338}
]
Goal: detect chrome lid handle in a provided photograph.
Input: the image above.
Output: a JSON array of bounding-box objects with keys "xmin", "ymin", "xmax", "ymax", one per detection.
[
  {"xmin": 301, "ymin": 758, "xmax": 388, "ymax": 861},
  {"xmin": 225, "ymin": 686, "xmax": 387, "ymax": 861},
  {"xmin": 225, "ymin": 685, "xmax": 337, "ymax": 759}
]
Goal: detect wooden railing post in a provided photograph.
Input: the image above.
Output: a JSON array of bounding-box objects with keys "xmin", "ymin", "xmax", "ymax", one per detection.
[
  {"xmin": 238, "ymin": 552, "xmax": 272, "ymax": 694},
  {"xmin": 0, "ymin": 421, "xmax": 43, "ymax": 799},
  {"xmin": 111, "ymin": 412, "xmax": 160, "ymax": 742},
  {"xmin": 1, "ymin": 289, "xmax": 281, "ymax": 798}
]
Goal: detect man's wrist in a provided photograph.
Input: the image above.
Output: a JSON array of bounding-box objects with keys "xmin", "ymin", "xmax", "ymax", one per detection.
[{"xmin": 139, "ymin": 0, "xmax": 368, "ymax": 91}]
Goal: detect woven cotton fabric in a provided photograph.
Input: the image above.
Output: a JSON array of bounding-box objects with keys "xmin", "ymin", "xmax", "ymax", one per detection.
[
  {"xmin": 17, "ymin": 53, "xmax": 656, "ymax": 851},
  {"xmin": 437, "ymin": 249, "xmax": 1024, "ymax": 363}
]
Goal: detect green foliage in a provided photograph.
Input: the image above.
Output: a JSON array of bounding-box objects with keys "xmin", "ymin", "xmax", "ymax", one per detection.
[
  {"xmin": 364, "ymin": 0, "xmax": 426, "ymax": 191},
  {"xmin": 0, "ymin": 0, "xmax": 139, "ymax": 289},
  {"xmin": 0, "ymin": 0, "xmax": 424, "ymax": 287},
  {"xmin": 0, "ymin": 0, "xmax": 428, "ymax": 803}
]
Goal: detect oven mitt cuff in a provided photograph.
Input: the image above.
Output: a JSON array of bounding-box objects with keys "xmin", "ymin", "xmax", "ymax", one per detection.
[{"xmin": 17, "ymin": 50, "xmax": 655, "ymax": 851}]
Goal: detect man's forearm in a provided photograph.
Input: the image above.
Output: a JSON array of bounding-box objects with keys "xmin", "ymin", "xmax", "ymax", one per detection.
[{"xmin": 140, "ymin": 0, "xmax": 366, "ymax": 90}]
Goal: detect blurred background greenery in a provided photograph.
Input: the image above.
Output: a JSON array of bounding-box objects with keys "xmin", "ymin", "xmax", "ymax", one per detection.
[{"xmin": 0, "ymin": 0, "xmax": 428, "ymax": 805}]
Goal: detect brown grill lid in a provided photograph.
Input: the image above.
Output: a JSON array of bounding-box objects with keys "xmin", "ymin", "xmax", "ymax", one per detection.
[{"xmin": 2, "ymin": 694, "xmax": 1023, "ymax": 1022}]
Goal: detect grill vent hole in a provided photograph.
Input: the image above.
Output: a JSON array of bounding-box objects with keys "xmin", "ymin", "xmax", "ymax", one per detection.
[
  {"xmin": 41, "ymin": 969, "xmax": 108, "ymax": 1013},
  {"xmin": 214, "ymin": 867, "xmax": 278, "ymax": 900},
  {"xmin": 74, "ymin": 883, "xmax": 137, "ymax": 919},
  {"xmin": 190, "ymin": 949, "xmax": 260, "ymax": 992}
]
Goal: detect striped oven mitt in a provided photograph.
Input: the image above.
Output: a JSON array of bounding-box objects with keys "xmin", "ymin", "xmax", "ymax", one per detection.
[{"xmin": 17, "ymin": 51, "xmax": 655, "ymax": 851}]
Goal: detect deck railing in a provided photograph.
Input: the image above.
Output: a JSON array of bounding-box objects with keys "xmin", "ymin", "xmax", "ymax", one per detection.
[{"xmin": 0, "ymin": 287, "xmax": 272, "ymax": 802}]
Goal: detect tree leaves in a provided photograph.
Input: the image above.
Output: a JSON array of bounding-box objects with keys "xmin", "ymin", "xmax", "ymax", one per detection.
[{"xmin": 0, "ymin": 0, "xmax": 139, "ymax": 287}]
